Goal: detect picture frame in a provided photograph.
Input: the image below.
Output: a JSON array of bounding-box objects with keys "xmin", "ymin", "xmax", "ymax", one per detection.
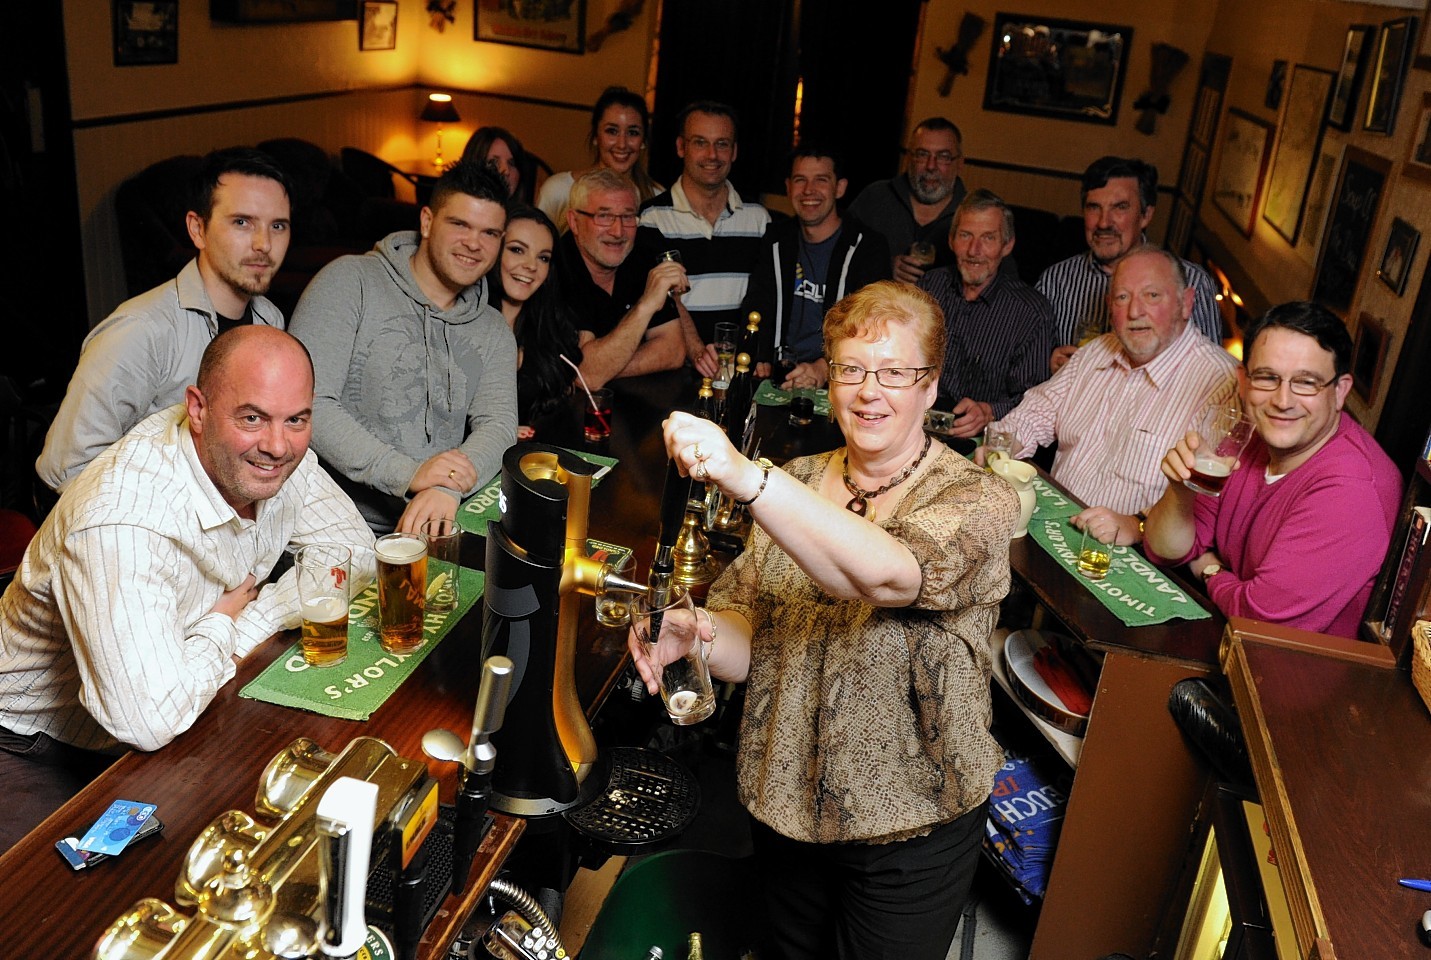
[
  {"xmin": 1211, "ymin": 108, "xmax": 1274, "ymax": 237},
  {"xmin": 983, "ymin": 14, "xmax": 1133, "ymax": 126},
  {"xmin": 113, "ymin": 0, "xmax": 178, "ymax": 66},
  {"xmin": 1311, "ymin": 147, "xmax": 1391, "ymax": 316},
  {"xmin": 1365, "ymin": 17, "xmax": 1417, "ymax": 134},
  {"xmin": 1263, "ymin": 64, "xmax": 1335, "ymax": 246},
  {"xmin": 476, "ymin": 0, "xmax": 586, "ymax": 54},
  {"xmin": 360, "ymin": 0, "xmax": 397, "ymax": 51},
  {"xmin": 1416, "ymin": 10, "xmax": 1431, "ymax": 71},
  {"xmin": 1329, "ymin": 25, "xmax": 1375, "ymax": 132},
  {"xmin": 1404, "ymin": 92, "xmax": 1431, "ymax": 183},
  {"xmin": 1377, "ymin": 218, "xmax": 1420, "ymax": 296},
  {"xmin": 1351, "ymin": 313, "xmax": 1390, "ymax": 403},
  {"xmin": 1266, "ymin": 60, "xmax": 1287, "ymax": 111}
]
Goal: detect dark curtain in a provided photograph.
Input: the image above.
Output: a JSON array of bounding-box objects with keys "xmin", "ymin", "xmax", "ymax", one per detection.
[{"xmin": 650, "ymin": 0, "xmax": 925, "ymax": 202}]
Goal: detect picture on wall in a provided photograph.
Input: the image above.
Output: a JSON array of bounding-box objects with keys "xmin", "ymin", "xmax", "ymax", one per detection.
[
  {"xmin": 360, "ymin": 1, "xmax": 398, "ymax": 50},
  {"xmin": 113, "ymin": 0, "xmax": 178, "ymax": 66},
  {"xmin": 983, "ymin": 14, "xmax": 1133, "ymax": 125},
  {"xmin": 1377, "ymin": 218, "xmax": 1420, "ymax": 297},
  {"xmin": 1351, "ymin": 313, "xmax": 1390, "ymax": 403},
  {"xmin": 1404, "ymin": 92, "xmax": 1431, "ymax": 183},
  {"xmin": 1329, "ymin": 25, "xmax": 1374, "ymax": 132},
  {"xmin": 1211, "ymin": 108, "xmax": 1274, "ymax": 237},
  {"xmin": 1263, "ymin": 64, "xmax": 1335, "ymax": 246},
  {"xmin": 1312, "ymin": 147, "xmax": 1390, "ymax": 316},
  {"xmin": 1365, "ymin": 17, "xmax": 1417, "ymax": 134},
  {"xmin": 476, "ymin": 0, "xmax": 586, "ymax": 54}
]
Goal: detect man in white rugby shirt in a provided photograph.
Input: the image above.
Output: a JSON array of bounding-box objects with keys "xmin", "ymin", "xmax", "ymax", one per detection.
[{"xmin": 0, "ymin": 325, "xmax": 373, "ymax": 851}]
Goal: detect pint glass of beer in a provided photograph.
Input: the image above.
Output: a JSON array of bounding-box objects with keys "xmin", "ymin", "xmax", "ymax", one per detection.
[
  {"xmin": 295, "ymin": 543, "xmax": 351, "ymax": 667},
  {"xmin": 1186, "ymin": 403, "xmax": 1254, "ymax": 497},
  {"xmin": 375, "ymin": 533, "xmax": 427, "ymax": 653}
]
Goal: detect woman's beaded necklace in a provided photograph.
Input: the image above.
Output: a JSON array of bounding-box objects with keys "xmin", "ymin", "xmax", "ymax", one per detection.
[{"xmin": 841, "ymin": 432, "xmax": 932, "ymax": 520}]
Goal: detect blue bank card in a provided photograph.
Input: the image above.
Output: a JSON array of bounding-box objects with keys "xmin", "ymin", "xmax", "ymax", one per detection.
[{"xmin": 76, "ymin": 799, "xmax": 158, "ymax": 855}]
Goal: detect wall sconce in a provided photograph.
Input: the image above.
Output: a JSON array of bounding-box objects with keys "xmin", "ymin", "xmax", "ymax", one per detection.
[{"xmin": 419, "ymin": 93, "xmax": 461, "ymax": 172}]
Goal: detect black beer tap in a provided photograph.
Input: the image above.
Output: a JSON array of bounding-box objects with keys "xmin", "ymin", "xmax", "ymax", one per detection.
[{"xmin": 649, "ymin": 456, "xmax": 693, "ymax": 626}]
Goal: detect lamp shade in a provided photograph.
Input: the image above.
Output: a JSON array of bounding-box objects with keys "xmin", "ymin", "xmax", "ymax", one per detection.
[{"xmin": 420, "ymin": 94, "xmax": 460, "ymax": 124}]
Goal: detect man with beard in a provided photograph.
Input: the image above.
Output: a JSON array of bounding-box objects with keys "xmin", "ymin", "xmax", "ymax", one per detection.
[
  {"xmin": 917, "ymin": 190, "xmax": 1054, "ymax": 439},
  {"xmin": 290, "ymin": 160, "xmax": 517, "ymax": 535},
  {"xmin": 38, "ymin": 147, "xmax": 293, "ymax": 494},
  {"xmin": 1038, "ymin": 156, "xmax": 1222, "ymax": 374},
  {"xmin": 0, "ymin": 326, "xmax": 374, "ymax": 850},
  {"xmin": 848, "ymin": 117, "xmax": 967, "ymax": 285},
  {"xmin": 739, "ymin": 144, "xmax": 889, "ymax": 389},
  {"xmin": 637, "ymin": 100, "xmax": 770, "ymax": 347}
]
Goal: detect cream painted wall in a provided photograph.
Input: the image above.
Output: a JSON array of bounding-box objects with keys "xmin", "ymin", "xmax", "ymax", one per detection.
[{"xmin": 1198, "ymin": 0, "xmax": 1431, "ymax": 424}]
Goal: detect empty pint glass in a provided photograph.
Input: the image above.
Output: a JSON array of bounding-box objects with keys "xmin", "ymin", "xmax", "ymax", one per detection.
[
  {"xmin": 375, "ymin": 533, "xmax": 427, "ymax": 653},
  {"xmin": 295, "ymin": 543, "xmax": 351, "ymax": 667}
]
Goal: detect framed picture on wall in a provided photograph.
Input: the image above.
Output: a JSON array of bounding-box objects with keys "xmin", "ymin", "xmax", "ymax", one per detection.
[
  {"xmin": 1329, "ymin": 25, "xmax": 1374, "ymax": 132},
  {"xmin": 1311, "ymin": 147, "xmax": 1391, "ymax": 316},
  {"xmin": 360, "ymin": 1, "xmax": 397, "ymax": 50},
  {"xmin": 476, "ymin": 0, "xmax": 586, "ymax": 54},
  {"xmin": 1263, "ymin": 64, "xmax": 1335, "ymax": 246},
  {"xmin": 1211, "ymin": 108, "xmax": 1274, "ymax": 237},
  {"xmin": 1351, "ymin": 313, "xmax": 1390, "ymax": 403},
  {"xmin": 983, "ymin": 14, "xmax": 1133, "ymax": 125},
  {"xmin": 1378, "ymin": 218, "xmax": 1420, "ymax": 296},
  {"xmin": 1405, "ymin": 92, "xmax": 1431, "ymax": 183},
  {"xmin": 1365, "ymin": 17, "xmax": 1417, "ymax": 134},
  {"xmin": 113, "ymin": 1, "xmax": 178, "ymax": 66}
]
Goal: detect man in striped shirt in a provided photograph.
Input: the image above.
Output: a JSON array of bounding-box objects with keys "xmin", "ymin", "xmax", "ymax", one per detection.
[
  {"xmin": 917, "ymin": 189, "xmax": 1054, "ymax": 439},
  {"xmin": 637, "ymin": 100, "xmax": 770, "ymax": 349},
  {"xmin": 0, "ymin": 326, "xmax": 374, "ymax": 851},
  {"xmin": 989, "ymin": 246, "xmax": 1237, "ymax": 547},
  {"xmin": 1037, "ymin": 156, "xmax": 1223, "ymax": 375}
]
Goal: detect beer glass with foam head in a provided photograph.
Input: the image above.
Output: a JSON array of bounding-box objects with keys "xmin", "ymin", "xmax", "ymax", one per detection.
[
  {"xmin": 295, "ymin": 543, "xmax": 351, "ymax": 667},
  {"xmin": 375, "ymin": 533, "xmax": 427, "ymax": 653},
  {"xmin": 1186, "ymin": 403, "xmax": 1254, "ymax": 497}
]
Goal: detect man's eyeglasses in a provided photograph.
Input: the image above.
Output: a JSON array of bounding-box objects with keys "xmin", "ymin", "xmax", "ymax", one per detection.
[
  {"xmin": 908, "ymin": 149, "xmax": 960, "ymax": 167},
  {"xmin": 573, "ymin": 210, "xmax": 639, "ymax": 228},
  {"xmin": 826, "ymin": 363, "xmax": 935, "ymax": 388},
  {"xmin": 1246, "ymin": 372, "xmax": 1340, "ymax": 396}
]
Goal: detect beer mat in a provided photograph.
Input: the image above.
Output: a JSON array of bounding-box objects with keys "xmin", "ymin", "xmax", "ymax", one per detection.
[
  {"xmin": 239, "ymin": 566, "xmax": 485, "ymax": 721},
  {"xmin": 456, "ymin": 449, "xmax": 619, "ymax": 537},
  {"xmin": 1026, "ymin": 513, "xmax": 1211, "ymax": 626},
  {"xmin": 752, "ymin": 379, "xmax": 830, "ymax": 417},
  {"xmin": 586, "ymin": 538, "xmax": 633, "ymax": 568}
]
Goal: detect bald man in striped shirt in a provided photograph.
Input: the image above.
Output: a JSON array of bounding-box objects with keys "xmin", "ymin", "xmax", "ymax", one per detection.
[
  {"xmin": 0, "ymin": 326, "xmax": 374, "ymax": 850},
  {"xmin": 987, "ymin": 246, "xmax": 1237, "ymax": 548}
]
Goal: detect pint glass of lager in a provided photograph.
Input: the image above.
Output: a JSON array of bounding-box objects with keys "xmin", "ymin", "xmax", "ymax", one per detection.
[
  {"xmin": 295, "ymin": 543, "xmax": 352, "ymax": 667},
  {"xmin": 375, "ymin": 533, "xmax": 427, "ymax": 653}
]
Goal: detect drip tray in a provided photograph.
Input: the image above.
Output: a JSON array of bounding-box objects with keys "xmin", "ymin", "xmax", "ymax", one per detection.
[{"xmin": 564, "ymin": 747, "xmax": 700, "ymax": 853}]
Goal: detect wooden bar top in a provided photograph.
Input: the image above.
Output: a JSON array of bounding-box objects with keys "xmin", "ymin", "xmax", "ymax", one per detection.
[{"xmin": 1224, "ymin": 636, "xmax": 1431, "ymax": 960}]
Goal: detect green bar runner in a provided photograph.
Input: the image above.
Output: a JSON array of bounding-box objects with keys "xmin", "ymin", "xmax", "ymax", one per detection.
[{"xmin": 752, "ymin": 379, "xmax": 830, "ymax": 417}]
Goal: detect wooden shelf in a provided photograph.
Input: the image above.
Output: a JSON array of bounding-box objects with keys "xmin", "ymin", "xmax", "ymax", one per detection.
[{"xmin": 989, "ymin": 628, "xmax": 1084, "ymax": 768}]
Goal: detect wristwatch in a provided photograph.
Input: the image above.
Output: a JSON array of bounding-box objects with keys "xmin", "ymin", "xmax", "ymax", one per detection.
[
  {"xmin": 736, "ymin": 457, "xmax": 773, "ymax": 505},
  {"xmin": 1201, "ymin": 563, "xmax": 1223, "ymax": 583}
]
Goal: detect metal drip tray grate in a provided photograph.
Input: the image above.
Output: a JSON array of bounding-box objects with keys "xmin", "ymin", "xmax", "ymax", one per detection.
[{"xmin": 565, "ymin": 747, "xmax": 700, "ymax": 853}]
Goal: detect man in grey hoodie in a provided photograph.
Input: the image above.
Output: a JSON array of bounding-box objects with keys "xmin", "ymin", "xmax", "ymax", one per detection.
[{"xmin": 290, "ymin": 161, "xmax": 517, "ymax": 534}]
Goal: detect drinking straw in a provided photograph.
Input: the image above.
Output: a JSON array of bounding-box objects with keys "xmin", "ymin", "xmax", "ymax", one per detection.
[{"xmin": 560, "ymin": 354, "xmax": 610, "ymax": 433}]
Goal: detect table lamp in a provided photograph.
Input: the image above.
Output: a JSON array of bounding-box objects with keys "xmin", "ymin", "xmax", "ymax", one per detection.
[{"xmin": 420, "ymin": 93, "xmax": 461, "ymax": 171}]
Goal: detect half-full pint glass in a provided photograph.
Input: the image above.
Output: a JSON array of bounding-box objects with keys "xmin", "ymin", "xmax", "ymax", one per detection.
[
  {"xmin": 295, "ymin": 543, "xmax": 351, "ymax": 667},
  {"xmin": 375, "ymin": 533, "xmax": 427, "ymax": 653},
  {"xmin": 1186, "ymin": 404, "xmax": 1254, "ymax": 497}
]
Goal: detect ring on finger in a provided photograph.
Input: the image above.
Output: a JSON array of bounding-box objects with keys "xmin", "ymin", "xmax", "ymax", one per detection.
[
  {"xmin": 694, "ymin": 461, "xmax": 709, "ymax": 480},
  {"xmin": 693, "ymin": 443, "xmax": 705, "ymax": 461}
]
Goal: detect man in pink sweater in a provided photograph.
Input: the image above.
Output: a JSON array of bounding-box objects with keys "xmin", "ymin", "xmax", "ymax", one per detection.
[{"xmin": 1143, "ymin": 301, "xmax": 1402, "ymax": 638}]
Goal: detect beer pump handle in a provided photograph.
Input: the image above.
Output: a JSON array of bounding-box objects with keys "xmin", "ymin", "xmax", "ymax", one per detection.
[
  {"xmin": 467, "ymin": 655, "xmax": 514, "ymax": 773},
  {"xmin": 648, "ymin": 457, "xmax": 691, "ymax": 617},
  {"xmin": 317, "ymin": 777, "xmax": 379, "ymax": 958},
  {"xmin": 452, "ymin": 656, "xmax": 514, "ymax": 894}
]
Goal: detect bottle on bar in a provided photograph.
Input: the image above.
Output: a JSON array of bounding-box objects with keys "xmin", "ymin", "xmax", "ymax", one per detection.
[
  {"xmin": 686, "ymin": 932, "xmax": 704, "ymax": 960},
  {"xmin": 694, "ymin": 377, "xmax": 718, "ymax": 423}
]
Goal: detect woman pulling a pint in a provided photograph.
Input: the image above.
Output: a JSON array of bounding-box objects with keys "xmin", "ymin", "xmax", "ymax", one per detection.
[{"xmin": 630, "ymin": 281, "xmax": 1018, "ymax": 960}]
